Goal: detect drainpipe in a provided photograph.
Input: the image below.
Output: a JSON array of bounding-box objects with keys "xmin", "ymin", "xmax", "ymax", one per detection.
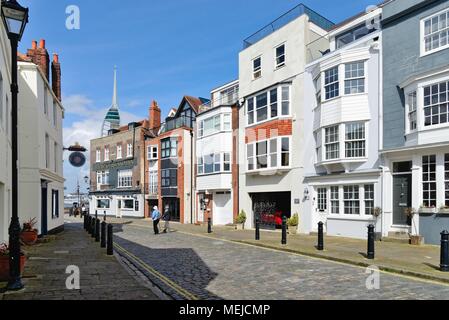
[{"xmin": 190, "ymin": 129, "xmax": 194, "ymax": 224}]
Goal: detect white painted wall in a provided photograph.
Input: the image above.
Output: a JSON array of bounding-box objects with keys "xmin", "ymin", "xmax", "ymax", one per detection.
[{"xmin": 18, "ymin": 62, "xmax": 65, "ymax": 234}]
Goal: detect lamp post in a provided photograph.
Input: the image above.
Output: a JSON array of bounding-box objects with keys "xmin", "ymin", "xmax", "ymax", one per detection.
[{"xmin": 1, "ymin": 0, "xmax": 29, "ymax": 291}]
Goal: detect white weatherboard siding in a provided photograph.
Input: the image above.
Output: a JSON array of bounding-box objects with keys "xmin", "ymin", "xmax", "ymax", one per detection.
[
  {"xmin": 303, "ymin": 9, "xmax": 383, "ymax": 238},
  {"xmin": 0, "ymin": 24, "xmax": 11, "ymax": 243},
  {"xmin": 18, "ymin": 62, "xmax": 65, "ymax": 235}
]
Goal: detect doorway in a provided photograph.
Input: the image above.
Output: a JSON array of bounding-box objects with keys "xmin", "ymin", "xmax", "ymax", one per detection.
[
  {"xmin": 163, "ymin": 197, "xmax": 180, "ymax": 222},
  {"xmin": 392, "ymin": 174, "xmax": 412, "ymax": 226},
  {"xmin": 41, "ymin": 180, "xmax": 48, "ymax": 236}
]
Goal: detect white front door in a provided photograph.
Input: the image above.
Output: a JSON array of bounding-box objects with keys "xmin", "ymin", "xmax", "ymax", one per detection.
[{"xmin": 213, "ymin": 192, "xmax": 232, "ymax": 225}]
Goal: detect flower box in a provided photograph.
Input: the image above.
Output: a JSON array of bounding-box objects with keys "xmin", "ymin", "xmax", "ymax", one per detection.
[
  {"xmin": 419, "ymin": 207, "xmax": 436, "ymax": 214},
  {"xmin": 438, "ymin": 208, "xmax": 449, "ymax": 215}
]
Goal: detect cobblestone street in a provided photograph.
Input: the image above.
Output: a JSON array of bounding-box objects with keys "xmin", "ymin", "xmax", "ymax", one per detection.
[{"xmin": 112, "ymin": 223, "xmax": 449, "ymax": 300}]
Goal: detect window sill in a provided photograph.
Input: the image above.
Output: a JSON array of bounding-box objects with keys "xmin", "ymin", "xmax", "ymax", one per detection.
[
  {"xmin": 246, "ymin": 167, "xmax": 291, "ymax": 176},
  {"xmin": 198, "ymin": 172, "xmax": 232, "ymax": 177},
  {"xmin": 274, "ymin": 64, "xmax": 286, "ymax": 71},
  {"xmin": 420, "ymin": 45, "xmax": 449, "ymax": 58},
  {"xmin": 198, "ymin": 130, "xmax": 233, "ymax": 140},
  {"xmin": 327, "ymin": 214, "xmax": 376, "ymax": 222},
  {"xmin": 317, "ymin": 157, "xmax": 368, "ymax": 166}
]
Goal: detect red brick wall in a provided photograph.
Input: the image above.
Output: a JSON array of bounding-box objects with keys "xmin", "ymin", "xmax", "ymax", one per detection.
[{"xmin": 245, "ymin": 119, "xmax": 293, "ymax": 144}]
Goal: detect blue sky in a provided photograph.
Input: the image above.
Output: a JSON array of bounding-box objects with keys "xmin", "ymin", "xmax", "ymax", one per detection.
[{"xmin": 18, "ymin": 0, "xmax": 380, "ymax": 192}]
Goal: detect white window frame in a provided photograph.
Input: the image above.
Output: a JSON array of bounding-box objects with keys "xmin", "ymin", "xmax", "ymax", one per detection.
[
  {"xmin": 275, "ymin": 43, "xmax": 286, "ymax": 69},
  {"xmin": 325, "ymin": 126, "xmax": 339, "ymax": 160},
  {"xmin": 324, "ymin": 66, "xmax": 339, "ymax": 100},
  {"xmin": 422, "ymin": 155, "xmax": 437, "ymax": 208},
  {"xmin": 104, "ymin": 147, "xmax": 110, "ymax": 162},
  {"xmin": 423, "ymin": 80, "xmax": 449, "ymax": 127},
  {"xmin": 223, "ymin": 113, "xmax": 231, "ymax": 131},
  {"xmin": 149, "ymin": 170, "xmax": 158, "ymax": 195},
  {"xmin": 116, "ymin": 144, "xmax": 122, "ymax": 159},
  {"xmin": 246, "ymin": 136, "xmax": 291, "ymax": 173},
  {"xmin": 127, "ymin": 143, "xmax": 133, "ymax": 158},
  {"xmin": 330, "ymin": 186, "xmax": 340, "ymax": 214},
  {"xmin": 344, "ymin": 185, "xmax": 360, "ymax": 215},
  {"xmin": 96, "ymin": 149, "xmax": 101, "ymax": 163},
  {"xmin": 407, "ymin": 91, "xmax": 417, "ymax": 132},
  {"xmin": 246, "ymin": 85, "xmax": 291, "ymax": 127},
  {"xmin": 148, "ymin": 145, "xmax": 158, "ymax": 160},
  {"xmin": 118, "ymin": 169, "xmax": 133, "ymax": 188},
  {"xmin": 253, "ymin": 56, "xmax": 262, "ymax": 80},
  {"xmin": 317, "ymin": 188, "xmax": 327, "ymax": 212},
  {"xmin": 344, "ymin": 61, "xmax": 365, "ymax": 95},
  {"xmin": 345, "ymin": 122, "xmax": 366, "ymax": 158},
  {"xmin": 421, "ymin": 8, "xmax": 449, "ymax": 57}
]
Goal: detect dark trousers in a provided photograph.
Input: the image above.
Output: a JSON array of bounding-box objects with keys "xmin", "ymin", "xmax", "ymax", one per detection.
[{"xmin": 153, "ymin": 219, "xmax": 160, "ymax": 234}]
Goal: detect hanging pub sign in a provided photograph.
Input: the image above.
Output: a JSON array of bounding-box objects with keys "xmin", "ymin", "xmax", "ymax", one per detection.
[{"xmin": 69, "ymin": 152, "xmax": 86, "ymax": 168}]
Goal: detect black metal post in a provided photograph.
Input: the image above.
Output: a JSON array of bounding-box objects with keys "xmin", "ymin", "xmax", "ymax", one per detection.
[
  {"xmin": 6, "ymin": 36, "xmax": 23, "ymax": 291},
  {"xmin": 95, "ymin": 219, "xmax": 100, "ymax": 242},
  {"xmin": 87, "ymin": 216, "xmax": 92, "ymax": 234},
  {"xmin": 83, "ymin": 214, "xmax": 86, "ymax": 230},
  {"xmin": 255, "ymin": 218, "xmax": 260, "ymax": 241},
  {"xmin": 440, "ymin": 230, "xmax": 449, "ymax": 272},
  {"xmin": 103, "ymin": 211, "xmax": 106, "ymax": 222},
  {"xmin": 95, "ymin": 210, "xmax": 98, "ymax": 220},
  {"xmin": 107, "ymin": 224, "xmax": 113, "ymax": 255},
  {"xmin": 101, "ymin": 221, "xmax": 106, "ymax": 248},
  {"xmin": 207, "ymin": 217, "xmax": 212, "ymax": 234},
  {"xmin": 281, "ymin": 216, "xmax": 287, "ymax": 245},
  {"xmin": 317, "ymin": 222, "xmax": 324, "ymax": 251},
  {"xmin": 367, "ymin": 224, "xmax": 375, "ymax": 259},
  {"xmin": 91, "ymin": 218, "xmax": 96, "ymax": 238}
]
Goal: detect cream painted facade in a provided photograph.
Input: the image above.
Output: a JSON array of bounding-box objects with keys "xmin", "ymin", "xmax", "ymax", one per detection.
[
  {"xmin": 0, "ymin": 22, "xmax": 12, "ymax": 243},
  {"xmin": 18, "ymin": 61, "xmax": 65, "ymax": 235},
  {"xmin": 238, "ymin": 12, "xmax": 330, "ymax": 230}
]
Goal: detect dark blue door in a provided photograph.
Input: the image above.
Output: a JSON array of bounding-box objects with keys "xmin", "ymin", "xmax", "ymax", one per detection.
[{"xmin": 41, "ymin": 181, "xmax": 48, "ymax": 235}]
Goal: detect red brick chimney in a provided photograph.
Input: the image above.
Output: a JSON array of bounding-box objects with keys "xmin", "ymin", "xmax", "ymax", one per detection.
[
  {"xmin": 149, "ymin": 100, "xmax": 161, "ymax": 131},
  {"xmin": 51, "ymin": 53, "xmax": 61, "ymax": 101},
  {"xmin": 26, "ymin": 39, "xmax": 50, "ymax": 80}
]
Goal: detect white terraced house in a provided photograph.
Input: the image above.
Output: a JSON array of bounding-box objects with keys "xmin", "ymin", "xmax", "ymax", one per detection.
[{"xmin": 303, "ymin": 6, "xmax": 384, "ymax": 239}]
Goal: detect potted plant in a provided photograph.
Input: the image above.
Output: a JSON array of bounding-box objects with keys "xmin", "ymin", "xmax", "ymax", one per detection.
[
  {"xmin": 235, "ymin": 210, "xmax": 247, "ymax": 230},
  {"xmin": 287, "ymin": 213, "xmax": 299, "ymax": 235},
  {"xmin": 0, "ymin": 243, "xmax": 26, "ymax": 282},
  {"xmin": 419, "ymin": 204, "xmax": 436, "ymax": 214},
  {"xmin": 439, "ymin": 204, "xmax": 449, "ymax": 215},
  {"xmin": 404, "ymin": 208, "xmax": 423, "ymax": 245},
  {"xmin": 20, "ymin": 218, "xmax": 38, "ymax": 245}
]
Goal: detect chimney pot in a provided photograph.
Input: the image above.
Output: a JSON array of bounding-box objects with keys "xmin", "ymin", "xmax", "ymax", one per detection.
[
  {"xmin": 53, "ymin": 53, "xmax": 59, "ymax": 63},
  {"xmin": 32, "ymin": 40, "xmax": 37, "ymax": 49},
  {"xmin": 39, "ymin": 39, "xmax": 45, "ymax": 49}
]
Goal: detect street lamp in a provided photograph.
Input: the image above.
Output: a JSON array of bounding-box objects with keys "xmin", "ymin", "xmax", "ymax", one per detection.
[{"xmin": 1, "ymin": 0, "xmax": 29, "ymax": 291}]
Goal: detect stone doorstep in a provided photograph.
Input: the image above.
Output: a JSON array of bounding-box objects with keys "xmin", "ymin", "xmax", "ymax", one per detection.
[
  {"xmin": 382, "ymin": 237, "xmax": 411, "ymax": 244},
  {"xmin": 234, "ymin": 239, "xmax": 449, "ymax": 285}
]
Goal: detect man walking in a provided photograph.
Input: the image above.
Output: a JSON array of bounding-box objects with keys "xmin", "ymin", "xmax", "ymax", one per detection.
[
  {"xmin": 152, "ymin": 206, "xmax": 161, "ymax": 235},
  {"xmin": 162, "ymin": 205, "xmax": 171, "ymax": 234}
]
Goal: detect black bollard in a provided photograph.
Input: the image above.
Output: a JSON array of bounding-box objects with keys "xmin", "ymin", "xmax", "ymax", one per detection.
[
  {"xmin": 83, "ymin": 215, "xmax": 87, "ymax": 230},
  {"xmin": 107, "ymin": 224, "xmax": 113, "ymax": 255},
  {"xmin": 440, "ymin": 230, "xmax": 449, "ymax": 272},
  {"xmin": 101, "ymin": 221, "xmax": 107, "ymax": 248},
  {"xmin": 91, "ymin": 218, "xmax": 96, "ymax": 238},
  {"xmin": 255, "ymin": 218, "xmax": 260, "ymax": 241},
  {"xmin": 95, "ymin": 219, "xmax": 100, "ymax": 242},
  {"xmin": 103, "ymin": 211, "xmax": 107, "ymax": 222},
  {"xmin": 317, "ymin": 222, "xmax": 324, "ymax": 251},
  {"xmin": 95, "ymin": 210, "xmax": 98, "ymax": 220},
  {"xmin": 207, "ymin": 217, "xmax": 212, "ymax": 234},
  {"xmin": 281, "ymin": 216, "xmax": 287, "ymax": 245},
  {"xmin": 87, "ymin": 216, "xmax": 92, "ymax": 234},
  {"xmin": 367, "ymin": 224, "xmax": 375, "ymax": 259}
]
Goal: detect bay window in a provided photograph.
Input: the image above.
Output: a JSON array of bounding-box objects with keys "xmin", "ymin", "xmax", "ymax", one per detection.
[
  {"xmin": 223, "ymin": 153, "xmax": 231, "ymax": 172},
  {"xmin": 408, "ymin": 91, "xmax": 417, "ymax": 131},
  {"xmin": 424, "ymin": 81, "xmax": 449, "ymax": 127},
  {"xmin": 344, "ymin": 185, "xmax": 360, "ymax": 215},
  {"xmin": 246, "ymin": 85, "xmax": 291, "ymax": 126},
  {"xmin": 344, "ymin": 61, "xmax": 365, "ymax": 94},
  {"xmin": 223, "ymin": 114, "xmax": 231, "ymax": 131},
  {"xmin": 423, "ymin": 9, "xmax": 449, "ymax": 54},
  {"xmin": 197, "ymin": 153, "xmax": 229, "ymax": 175},
  {"xmin": 422, "ymin": 155, "xmax": 437, "ymax": 208},
  {"xmin": 161, "ymin": 169, "xmax": 177, "ymax": 187},
  {"xmin": 281, "ymin": 137, "xmax": 290, "ymax": 167},
  {"xmin": 161, "ymin": 138, "xmax": 177, "ymax": 158},
  {"xmin": 345, "ymin": 123, "xmax": 366, "ymax": 158},
  {"xmin": 197, "ymin": 157, "xmax": 204, "ymax": 175},
  {"xmin": 247, "ymin": 144, "xmax": 255, "ymax": 171},
  {"xmin": 325, "ymin": 126, "xmax": 339, "ymax": 160},
  {"xmin": 256, "ymin": 141, "xmax": 268, "ymax": 169},
  {"xmin": 325, "ymin": 66, "xmax": 339, "ymax": 100}
]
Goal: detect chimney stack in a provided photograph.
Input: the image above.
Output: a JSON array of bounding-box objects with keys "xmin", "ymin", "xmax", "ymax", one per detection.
[
  {"xmin": 149, "ymin": 100, "xmax": 161, "ymax": 131},
  {"xmin": 51, "ymin": 53, "xmax": 61, "ymax": 101},
  {"xmin": 26, "ymin": 39, "xmax": 50, "ymax": 80}
]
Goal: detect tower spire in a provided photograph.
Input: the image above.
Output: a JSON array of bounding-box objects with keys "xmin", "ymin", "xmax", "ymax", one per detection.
[{"xmin": 111, "ymin": 66, "xmax": 118, "ymax": 110}]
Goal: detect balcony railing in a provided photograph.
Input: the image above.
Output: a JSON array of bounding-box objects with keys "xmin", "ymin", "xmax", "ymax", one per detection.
[
  {"xmin": 199, "ymin": 87, "xmax": 239, "ymax": 114},
  {"xmin": 243, "ymin": 3, "xmax": 334, "ymax": 49},
  {"xmin": 159, "ymin": 115, "xmax": 196, "ymax": 134}
]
